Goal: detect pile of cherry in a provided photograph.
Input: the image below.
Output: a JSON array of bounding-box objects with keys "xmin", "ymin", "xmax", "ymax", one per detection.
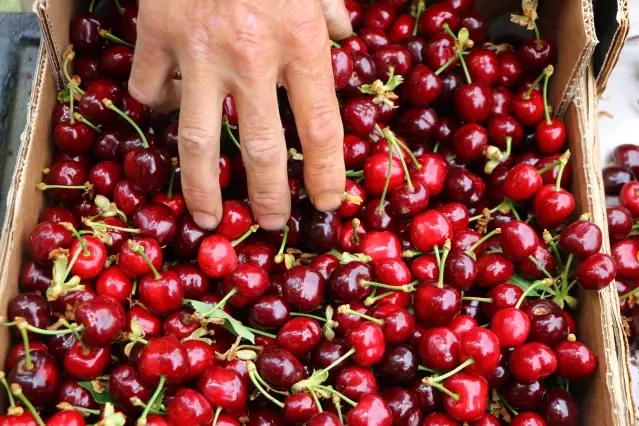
[
  {"xmin": 604, "ymin": 145, "xmax": 639, "ymax": 341},
  {"xmin": 0, "ymin": 1, "xmax": 617, "ymax": 426}
]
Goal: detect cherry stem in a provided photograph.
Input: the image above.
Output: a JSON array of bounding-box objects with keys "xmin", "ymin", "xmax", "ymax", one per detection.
[
  {"xmin": 532, "ymin": 20, "xmax": 541, "ymax": 42},
  {"xmin": 166, "ymin": 159, "xmax": 177, "ymax": 199},
  {"xmin": 524, "ymin": 69, "xmax": 546, "ymax": 100},
  {"xmin": 138, "ymin": 375, "xmax": 166, "ymax": 426},
  {"xmin": 231, "ymin": 224, "xmax": 260, "ymax": 247},
  {"xmin": 17, "ymin": 325, "xmax": 33, "ymax": 370},
  {"xmin": 130, "ymin": 241, "xmax": 161, "ymax": 280},
  {"xmin": 427, "ymin": 381, "xmax": 460, "ymax": 402},
  {"xmin": 433, "ymin": 245, "xmax": 441, "ymax": 268},
  {"xmin": 346, "ymin": 170, "xmax": 364, "ymax": 177},
  {"xmin": 434, "ymin": 54, "xmax": 457, "ymax": 76},
  {"xmin": 88, "ymin": 0, "xmax": 97, "ymax": 12},
  {"xmin": 248, "ymin": 365, "xmax": 284, "ymax": 408},
  {"xmin": 395, "ymin": 136, "xmax": 421, "ymax": 170},
  {"xmin": 561, "ymin": 253, "xmax": 574, "ymax": 290},
  {"xmin": 37, "ymin": 182, "xmax": 92, "ymax": 192},
  {"xmin": 5, "ymin": 319, "xmax": 84, "ymax": 336},
  {"xmin": 84, "ymin": 219, "xmax": 141, "ymax": 235},
  {"xmin": 464, "ymin": 228, "xmax": 500, "ymax": 257},
  {"xmin": 468, "ymin": 200, "xmax": 509, "ymax": 222},
  {"xmin": 309, "ymin": 388, "xmax": 323, "ymax": 413},
  {"xmin": 507, "ymin": 200, "xmax": 521, "ymax": 220},
  {"xmin": 361, "ymin": 280, "xmax": 416, "ymax": 293},
  {"xmin": 202, "ymin": 288, "xmax": 238, "ymax": 316},
  {"xmin": 364, "ymin": 291, "xmax": 394, "ymax": 306},
  {"xmin": 351, "ymin": 218, "xmax": 361, "ymax": 245},
  {"xmin": 330, "ymin": 40, "xmax": 341, "ymax": 48},
  {"xmin": 314, "ymin": 385, "xmax": 357, "ymax": 408},
  {"xmin": 412, "ymin": 0, "xmax": 425, "ymax": 36},
  {"xmin": 542, "ymin": 66, "xmax": 554, "ymax": 125},
  {"xmin": 526, "ymin": 255, "xmax": 554, "ymax": 280},
  {"xmin": 59, "ymin": 317, "xmax": 85, "ymax": 347},
  {"xmin": 318, "ymin": 348, "xmax": 356, "ymax": 376},
  {"xmin": 224, "ymin": 122, "xmax": 241, "ymax": 151},
  {"xmin": 383, "ymin": 127, "xmax": 414, "ymax": 192},
  {"xmin": 73, "ymin": 113, "xmax": 100, "ymax": 133},
  {"xmin": 504, "ymin": 136, "xmax": 512, "ymax": 158},
  {"xmin": 378, "ymin": 137, "xmax": 395, "ymax": 211},
  {"xmin": 69, "ymin": 80, "xmax": 75, "ymax": 125},
  {"xmin": 12, "ymin": 384, "xmax": 45, "ymax": 426},
  {"xmin": 334, "ymin": 394, "xmax": 344, "ymax": 423},
  {"xmin": 114, "ymin": 0, "xmax": 125, "ymax": 14},
  {"xmin": 418, "ymin": 365, "xmax": 439, "ymax": 374},
  {"xmin": 102, "ymin": 99, "xmax": 149, "ymax": 148},
  {"xmin": 273, "ymin": 226, "xmax": 289, "ymax": 260},
  {"xmin": 337, "ymin": 305, "xmax": 384, "ymax": 325},
  {"xmin": 461, "ymin": 296, "xmax": 492, "ymax": 303},
  {"xmin": 554, "ymin": 157, "xmax": 569, "ymax": 192},
  {"xmin": 442, "ymin": 23, "xmax": 458, "ymax": 40},
  {"xmin": 438, "ymin": 242, "xmax": 451, "ymax": 288},
  {"xmin": 515, "ymin": 279, "xmax": 553, "ymax": 309},
  {"xmin": 212, "ymin": 407, "xmax": 222, "ymax": 426},
  {"xmin": 57, "ymin": 403, "xmax": 101, "ymax": 415},
  {"xmin": 0, "ymin": 373, "xmax": 15, "ymax": 407},
  {"xmin": 99, "ymin": 29, "xmax": 135, "ymax": 47},
  {"xmin": 244, "ymin": 326, "xmax": 276, "ymax": 339},
  {"xmin": 432, "ymin": 358, "xmax": 474, "ymax": 383},
  {"xmin": 291, "ymin": 312, "xmax": 329, "ymax": 323},
  {"xmin": 620, "ymin": 286, "xmax": 639, "ymax": 301}
]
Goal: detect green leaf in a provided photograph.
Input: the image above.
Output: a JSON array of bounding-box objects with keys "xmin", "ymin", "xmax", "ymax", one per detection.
[
  {"xmin": 78, "ymin": 380, "xmax": 118, "ymax": 406},
  {"xmin": 184, "ymin": 299, "xmax": 255, "ymax": 344},
  {"xmin": 508, "ymin": 274, "xmax": 545, "ymax": 297}
]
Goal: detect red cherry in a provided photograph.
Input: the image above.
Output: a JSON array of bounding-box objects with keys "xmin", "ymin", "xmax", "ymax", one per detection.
[
  {"xmin": 620, "ymin": 181, "xmax": 639, "ymax": 215},
  {"xmin": 413, "ymin": 283, "xmax": 461, "ymax": 326},
  {"xmin": 46, "ymin": 409, "xmax": 86, "ymax": 426},
  {"xmin": 499, "ymin": 221, "xmax": 539, "ymax": 260},
  {"xmin": 183, "ymin": 339, "xmax": 217, "ymax": 382},
  {"xmin": 533, "ymin": 185, "xmax": 575, "ymax": 229},
  {"xmin": 166, "ymin": 388, "xmax": 213, "ymax": 426},
  {"xmin": 139, "ymin": 336, "xmax": 189, "ymax": 385},
  {"xmin": 198, "ymin": 235, "xmax": 237, "ymax": 278},
  {"xmin": 466, "ymin": 49, "xmax": 498, "ymax": 86},
  {"xmin": 458, "ymin": 328, "xmax": 500, "ymax": 376},
  {"xmin": 75, "ymin": 295, "xmax": 125, "ymax": 347},
  {"xmin": 510, "ymin": 342, "xmax": 557, "ymax": 383},
  {"xmin": 451, "ymin": 123, "xmax": 488, "ymax": 164},
  {"xmin": 511, "ymin": 90, "xmax": 544, "ymax": 127},
  {"xmin": 536, "ymin": 118, "xmax": 566, "ymax": 155},
  {"xmin": 332, "ymin": 48, "xmax": 354, "ymax": 90},
  {"xmin": 575, "ymin": 253, "xmax": 616, "ymax": 290},
  {"xmin": 502, "ymin": 164, "xmax": 542, "ymax": 201},
  {"xmin": 453, "ymin": 84, "xmax": 492, "ymax": 123},
  {"xmin": 410, "ymin": 210, "xmax": 453, "ymax": 252},
  {"xmin": 554, "ymin": 339, "xmax": 597, "ymax": 381},
  {"xmin": 198, "ymin": 366, "xmax": 247, "ymax": 414},
  {"xmin": 69, "ymin": 236, "xmax": 108, "ymax": 280},
  {"xmin": 359, "ymin": 231, "xmax": 402, "ymax": 261},
  {"xmin": 419, "ymin": 327, "xmax": 460, "ymax": 370},
  {"xmin": 441, "ymin": 373, "xmax": 489, "ymax": 422},
  {"xmin": 364, "ymin": 153, "xmax": 404, "ymax": 196},
  {"xmin": 28, "ymin": 222, "xmax": 73, "ymax": 262},
  {"xmin": 276, "ymin": 317, "xmax": 322, "ymax": 358},
  {"xmin": 418, "ymin": 4, "xmax": 460, "ymax": 37},
  {"xmin": 217, "ymin": 200, "xmax": 254, "ymax": 240},
  {"xmin": 347, "ymin": 394, "xmax": 393, "ymax": 426},
  {"xmin": 118, "ymin": 237, "xmax": 163, "ymax": 278},
  {"xmin": 510, "ymin": 412, "xmax": 546, "ymax": 426},
  {"xmin": 346, "ymin": 321, "xmax": 386, "ymax": 366},
  {"xmin": 63, "ymin": 341, "xmax": 111, "ymax": 380},
  {"xmin": 491, "ymin": 308, "xmax": 530, "ymax": 348},
  {"xmin": 342, "ymin": 97, "xmax": 379, "ymax": 137}
]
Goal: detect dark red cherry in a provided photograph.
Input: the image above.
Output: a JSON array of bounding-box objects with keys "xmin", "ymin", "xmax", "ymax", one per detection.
[
  {"xmin": 466, "ymin": 49, "xmax": 499, "ymax": 86},
  {"xmin": 28, "ymin": 221, "xmax": 73, "ymax": 263},
  {"xmin": 127, "ymin": 305, "xmax": 162, "ymax": 338},
  {"xmin": 63, "ymin": 341, "xmax": 111, "ymax": 380},
  {"xmin": 283, "ymin": 266, "xmax": 325, "ymax": 312},
  {"xmin": 41, "ymin": 160, "xmax": 88, "ymax": 203},
  {"xmin": 54, "ymin": 121, "xmax": 94, "ymax": 154},
  {"xmin": 221, "ymin": 263, "xmax": 270, "ymax": 308},
  {"xmin": 602, "ymin": 166, "xmax": 635, "ymax": 195},
  {"xmin": 502, "ymin": 378, "xmax": 546, "ymax": 411},
  {"xmin": 499, "ymin": 221, "xmax": 539, "ymax": 260},
  {"xmin": 166, "ymin": 389, "xmax": 213, "ymax": 426},
  {"xmin": 342, "ymin": 97, "xmax": 379, "ymax": 137},
  {"xmin": 347, "ymin": 394, "xmax": 393, "ymax": 426},
  {"xmin": 460, "ymin": 11, "xmax": 488, "ymax": 45},
  {"xmin": 453, "ymin": 84, "xmax": 492, "ymax": 123},
  {"xmin": 329, "ymin": 261, "xmax": 373, "ymax": 304},
  {"xmin": 475, "ymin": 253, "xmax": 514, "ymax": 287},
  {"xmin": 132, "ymin": 203, "xmax": 178, "ymax": 246},
  {"xmin": 174, "ymin": 214, "xmax": 209, "ymax": 258},
  {"xmin": 451, "ymin": 123, "xmax": 488, "ymax": 164},
  {"xmin": 395, "ymin": 107, "xmax": 438, "ymax": 142},
  {"xmin": 389, "ymin": 13, "xmax": 416, "ymax": 44},
  {"xmin": 558, "ymin": 220, "xmax": 602, "ymax": 259},
  {"xmin": 198, "ymin": 365, "xmax": 247, "ymax": 414},
  {"xmin": 124, "ymin": 147, "xmax": 171, "ymax": 194},
  {"xmin": 554, "ymin": 339, "xmax": 597, "ymax": 381},
  {"xmin": 249, "ymin": 295, "xmax": 291, "ymax": 329},
  {"xmin": 100, "ymin": 45, "xmax": 134, "ymax": 80},
  {"xmin": 256, "ymin": 346, "xmax": 304, "ymax": 390},
  {"xmin": 283, "ymin": 393, "xmax": 320, "ymax": 424},
  {"xmin": 413, "ymin": 283, "xmax": 461, "ymax": 326},
  {"xmin": 607, "ymin": 206, "xmax": 633, "ymax": 240},
  {"xmin": 332, "ymin": 48, "xmax": 354, "ymax": 90},
  {"xmin": 54, "ymin": 379, "xmax": 97, "ymax": 410},
  {"xmin": 418, "ymin": 4, "xmax": 460, "ymax": 37},
  {"xmin": 615, "ymin": 143, "xmax": 639, "ymax": 176},
  {"xmin": 183, "ymin": 339, "xmax": 216, "ymax": 383},
  {"xmin": 113, "ymin": 180, "xmax": 147, "ymax": 217},
  {"xmin": 139, "ymin": 336, "xmax": 189, "ymax": 385},
  {"xmin": 419, "ymin": 327, "xmax": 459, "ymax": 370},
  {"xmin": 75, "ymin": 295, "xmax": 125, "ymax": 347},
  {"xmin": 69, "ymin": 13, "xmax": 105, "ymax": 54},
  {"xmin": 359, "ymin": 28, "xmax": 390, "ymax": 51},
  {"xmin": 346, "ymin": 321, "xmax": 386, "ymax": 366},
  {"xmin": 510, "ymin": 342, "xmax": 557, "ymax": 383},
  {"xmin": 19, "ymin": 260, "xmax": 52, "ymax": 294},
  {"xmin": 411, "ymin": 153, "xmax": 448, "ymax": 196},
  {"xmin": 541, "ymin": 388, "xmax": 579, "ymax": 426},
  {"xmin": 362, "ymin": 1, "xmax": 397, "ymax": 32},
  {"xmin": 441, "ymin": 372, "xmax": 489, "ymax": 422},
  {"xmin": 575, "ymin": 253, "xmax": 616, "ymax": 290},
  {"xmin": 9, "ymin": 350, "xmax": 59, "ymax": 406},
  {"xmin": 518, "ymin": 38, "xmax": 557, "ymax": 71},
  {"xmin": 304, "ymin": 210, "xmax": 341, "ymax": 253},
  {"xmin": 379, "ymin": 344, "xmax": 419, "ymax": 385},
  {"xmin": 78, "ymin": 79, "xmax": 122, "ymax": 125}
]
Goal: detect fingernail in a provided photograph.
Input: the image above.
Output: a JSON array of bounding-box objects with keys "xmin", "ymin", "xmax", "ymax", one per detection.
[
  {"xmin": 313, "ymin": 191, "xmax": 342, "ymax": 212},
  {"xmin": 258, "ymin": 214, "xmax": 288, "ymax": 231},
  {"xmin": 192, "ymin": 211, "xmax": 219, "ymax": 230}
]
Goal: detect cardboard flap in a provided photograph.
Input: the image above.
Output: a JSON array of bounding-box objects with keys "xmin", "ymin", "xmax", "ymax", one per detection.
[{"xmin": 593, "ymin": 0, "xmax": 629, "ymax": 95}]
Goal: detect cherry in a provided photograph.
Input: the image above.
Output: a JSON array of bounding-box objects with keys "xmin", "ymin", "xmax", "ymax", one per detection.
[
  {"xmin": 440, "ymin": 372, "xmax": 488, "ymax": 422},
  {"xmin": 498, "ymin": 378, "xmax": 545, "ymax": 411},
  {"xmin": 47, "ymin": 409, "xmax": 86, "ymax": 426},
  {"xmin": 363, "ymin": 1, "xmax": 397, "ymax": 32},
  {"xmin": 54, "ymin": 119, "xmax": 94, "ymax": 154},
  {"xmin": 163, "ymin": 308, "xmax": 200, "ymax": 339},
  {"xmin": 518, "ymin": 38, "xmax": 557, "ymax": 71},
  {"xmin": 132, "ymin": 203, "xmax": 178, "ymax": 246},
  {"xmin": 127, "ymin": 305, "xmax": 162, "ymax": 338},
  {"xmin": 615, "ymin": 143, "xmax": 639, "ymax": 175},
  {"xmin": 524, "ymin": 299, "xmax": 568, "ymax": 346},
  {"xmin": 137, "ymin": 259, "xmax": 183, "ymax": 315},
  {"xmin": 63, "ymin": 341, "xmax": 111, "ymax": 380},
  {"xmin": 418, "ymin": 4, "xmax": 460, "ymax": 37},
  {"xmin": 421, "ymin": 413, "xmax": 458, "ymax": 426},
  {"xmin": 502, "ymin": 164, "xmax": 542, "ymax": 201},
  {"xmin": 487, "ymin": 114, "xmax": 523, "ymax": 148},
  {"xmin": 475, "ymin": 253, "xmax": 514, "ymax": 287},
  {"xmin": 453, "ymin": 84, "xmax": 492, "ymax": 124},
  {"xmin": 8, "ymin": 350, "xmax": 59, "ymax": 406},
  {"xmin": 558, "ymin": 219, "xmax": 602, "ymax": 259},
  {"xmin": 457, "ymin": 327, "xmax": 500, "ymax": 376},
  {"xmin": 602, "ymin": 166, "xmax": 635, "ymax": 195},
  {"xmin": 611, "ymin": 239, "xmax": 639, "ymax": 279},
  {"xmin": 410, "ymin": 210, "xmax": 453, "ymax": 252},
  {"xmin": 124, "ymin": 147, "xmax": 171, "ymax": 194},
  {"xmin": 512, "ymin": 89, "xmax": 544, "ymax": 127},
  {"xmin": 88, "ymin": 161, "xmax": 124, "ymax": 197},
  {"xmin": 510, "ymin": 342, "xmax": 557, "ymax": 383},
  {"xmin": 69, "ymin": 13, "xmax": 105, "ymax": 54},
  {"xmin": 419, "ymin": 327, "xmax": 460, "ymax": 370},
  {"xmin": 485, "ymin": 351, "xmax": 509, "ymax": 388},
  {"xmin": 78, "ymin": 79, "xmax": 122, "ymax": 125},
  {"xmin": 541, "ymin": 388, "xmax": 579, "ymax": 426},
  {"xmin": 183, "ymin": 339, "xmax": 216, "ymax": 383},
  {"xmin": 575, "ymin": 253, "xmax": 616, "ymax": 290},
  {"xmin": 516, "ymin": 244, "xmax": 557, "ymax": 280},
  {"xmin": 466, "ymin": 49, "xmax": 498, "ymax": 86},
  {"xmin": 443, "ymin": 167, "xmax": 486, "ymax": 207},
  {"xmin": 369, "ymin": 304, "xmax": 415, "ymax": 344},
  {"xmin": 329, "ymin": 261, "xmax": 373, "ymax": 304},
  {"xmin": 444, "ymin": 250, "xmax": 477, "ymax": 290},
  {"xmin": 118, "ymin": 237, "xmax": 163, "ymax": 278},
  {"xmin": 198, "ymin": 365, "xmax": 247, "ymax": 415},
  {"xmin": 6, "ymin": 341, "xmax": 49, "ymax": 371},
  {"xmin": 248, "ymin": 295, "xmax": 290, "ymax": 329},
  {"xmin": 607, "ymin": 206, "xmax": 633, "ymax": 240},
  {"xmin": 499, "ymin": 221, "xmax": 539, "ymax": 260},
  {"xmin": 75, "ymin": 295, "xmax": 125, "ymax": 347},
  {"xmin": 305, "ymin": 210, "xmax": 341, "ymax": 254},
  {"xmin": 620, "ymin": 181, "xmax": 639, "ymax": 216},
  {"xmin": 379, "ymin": 344, "xmax": 419, "ymax": 384},
  {"xmin": 100, "ymin": 45, "xmax": 134, "ymax": 80},
  {"xmin": 139, "ymin": 335, "xmax": 189, "ymax": 385},
  {"xmin": 174, "ymin": 214, "xmax": 209, "ymax": 258},
  {"xmin": 533, "ymin": 185, "xmax": 575, "ymax": 230},
  {"xmin": 346, "ymin": 321, "xmax": 386, "ymax": 366},
  {"xmin": 256, "ymin": 346, "xmax": 304, "ymax": 389},
  {"xmin": 68, "ymin": 236, "xmax": 107, "ymax": 281},
  {"xmin": 389, "ymin": 13, "xmax": 416, "ymax": 44},
  {"xmin": 283, "ymin": 393, "xmax": 320, "ymax": 424},
  {"xmin": 381, "ymin": 387, "xmax": 422, "ymax": 426},
  {"xmin": 359, "ymin": 28, "xmax": 390, "ymax": 51},
  {"xmin": 247, "ymin": 407, "xmax": 283, "ymax": 426},
  {"xmin": 198, "ymin": 235, "xmax": 237, "ymax": 278},
  {"xmin": 8, "ymin": 293, "xmax": 52, "ymax": 331},
  {"xmin": 347, "ymin": 394, "xmax": 393, "ymax": 426},
  {"xmin": 451, "ymin": 123, "xmax": 488, "ymax": 164},
  {"xmin": 343, "ymin": 134, "xmax": 371, "ymax": 170},
  {"xmin": 342, "ymin": 97, "xmax": 379, "ymax": 137},
  {"xmin": 282, "ymin": 266, "xmax": 325, "ymax": 312},
  {"xmin": 414, "ymin": 283, "xmax": 461, "ymax": 326},
  {"xmin": 491, "ymin": 308, "xmax": 530, "ymax": 348},
  {"xmin": 19, "ymin": 260, "xmax": 52, "ymax": 293},
  {"xmin": 39, "ymin": 160, "xmax": 88, "ymax": 203},
  {"xmin": 222, "ymin": 263, "xmax": 270, "ymax": 308},
  {"xmin": 166, "ymin": 388, "xmax": 213, "ymax": 426},
  {"xmin": 511, "ymin": 412, "xmax": 546, "ymax": 426},
  {"xmin": 276, "ymin": 317, "xmax": 322, "ymax": 358},
  {"xmin": 554, "ymin": 339, "xmax": 597, "ymax": 381},
  {"xmin": 113, "ymin": 180, "xmax": 147, "ymax": 216},
  {"xmin": 536, "ymin": 118, "xmax": 566, "ymax": 155},
  {"xmin": 54, "ymin": 379, "xmax": 97, "ymax": 410},
  {"xmin": 308, "ymin": 412, "xmax": 342, "ymax": 426}
]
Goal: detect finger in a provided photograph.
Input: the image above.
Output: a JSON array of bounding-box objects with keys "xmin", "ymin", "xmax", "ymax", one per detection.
[
  {"xmin": 284, "ymin": 40, "xmax": 345, "ymax": 212},
  {"xmin": 318, "ymin": 0, "xmax": 353, "ymax": 40},
  {"xmin": 177, "ymin": 66, "xmax": 225, "ymax": 231},
  {"xmin": 128, "ymin": 29, "xmax": 181, "ymax": 111},
  {"xmin": 234, "ymin": 79, "xmax": 290, "ymax": 231}
]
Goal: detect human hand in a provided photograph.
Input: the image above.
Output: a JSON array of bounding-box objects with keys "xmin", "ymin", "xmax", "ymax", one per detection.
[{"xmin": 128, "ymin": 0, "xmax": 352, "ymax": 231}]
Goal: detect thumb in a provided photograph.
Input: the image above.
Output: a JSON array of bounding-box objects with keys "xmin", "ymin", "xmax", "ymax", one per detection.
[{"xmin": 318, "ymin": 0, "xmax": 353, "ymax": 40}]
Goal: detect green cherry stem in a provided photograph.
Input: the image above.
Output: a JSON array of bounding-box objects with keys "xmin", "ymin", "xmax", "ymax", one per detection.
[
  {"xmin": 244, "ymin": 326, "xmax": 276, "ymax": 339},
  {"xmin": 619, "ymin": 286, "xmax": 639, "ymax": 301},
  {"xmin": 273, "ymin": 226, "xmax": 289, "ymax": 261},
  {"xmin": 412, "ymin": 0, "xmax": 425, "ymax": 36},
  {"xmin": 0, "ymin": 371, "xmax": 15, "ymax": 407},
  {"xmin": 212, "ymin": 407, "xmax": 222, "ymax": 426},
  {"xmin": 224, "ymin": 122, "xmax": 241, "ymax": 151},
  {"xmin": 346, "ymin": 170, "xmax": 364, "ymax": 178},
  {"xmin": 309, "ymin": 387, "xmax": 324, "ymax": 412},
  {"xmin": 318, "ymin": 348, "xmax": 356, "ymax": 376},
  {"xmin": 417, "ymin": 365, "xmax": 439, "ymax": 374},
  {"xmin": 73, "ymin": 113, "xmax": 101, "ymax": 133},
  {"xmin": 361, "ymin": 280, "xmax": 417, "ymax": 292},
  {"xmin": 83, "ymin": 218, "xmax": 141, "ymax": 235},
  {"xmin": 137, "ymin": 376, "xmax": 166, "ymax": 426},
  {"xmin": 461, "ymin": 296, "xmax": 492, "ymax": 303},
  {"xmin": 430, "ymin": 358, "xmax": 475, "ymax": 383},
  {"xmin": 102, "ymin": 99, "xmax": 149, "ymax": 148},
  {"xmin": 464, "ymin": 228, "xmax": 501, "ymax": 258},
  {"xmin": 313, "ymin": 385, "xmax": 357, "ymax": 408},
  {"xmin": 330, "ymin": 40, "xmax": 341, "ymax": 48},
  {"xmin": 231, "ymin": 224, "xmax": 260, "ymax": 247},
  {"xmin": 337, "ymin": 305, "xmax": 383, "ymax": 326},
  {"xmin": 515, "ymin": 279, "xmax": 554, "ymax": 309},
  {"xmin": 129, "ymin": 240, "xmax": 161, "ymax": 280},
  {"xmin": 99, "ymin": 29, "xmax": 135, "ymax": 47},
  {"xmin": 201, "ymin": 288, "xmax": 238, "ymax": 316},
  {"xmin": 524, "ymin": 68, "xmax": 546, "ymax": 100},
  {"xmin": 542, "ymin": 66, "xmax": 554, "ymax": 125},
  {"xmin": 438, "ymin": 241, "xmax": 451, "ymax": 288},
  {"xmin": 290, "ymin": 312, "xmax": 329, "ymax": 323},
  {"xmin": 247, "ymin": 363, "xmax": 284, "ymax": 408},
  {"xmin": 378, "ymin": 137, "xmax": 394, "ymax": 211},
  {"xmin": 114, "ymin": 0, "xmax": 125, "ymax": 14},
  {"xmin": 17, "ymin": 323, "xmax": 33, "ymax": 370},
  {"xmin": 423, "ymin": 379, "xmax": 459, "ymax": 402},
  {"xmin": 526, "ymin": 255, "xmax": 554, "ymax": 280},
  {"xmin": 12, "ymin": 384, "xmax": 45, "ymax": 426},
  {"xmin": 166, "ymin": 158, "xmax": 177, "ymax": 199}
]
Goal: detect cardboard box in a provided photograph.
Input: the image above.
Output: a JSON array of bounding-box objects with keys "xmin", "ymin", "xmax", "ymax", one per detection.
[{"xmin": 0, "ymin": 0, "xmax": 634, "ymax": 424}]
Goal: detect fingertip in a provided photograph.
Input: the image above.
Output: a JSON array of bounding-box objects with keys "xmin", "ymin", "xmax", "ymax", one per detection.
[
  {"xmin": 312, "ymin": 190, "xmax": 343, "ymax": 212},
  {"xmin": 192, "ymin": 211, "xmax": 220, "ymax": 231},
  {"xmin": 256, "ymin": 213, "xmax": 289, "ymax": 231}
]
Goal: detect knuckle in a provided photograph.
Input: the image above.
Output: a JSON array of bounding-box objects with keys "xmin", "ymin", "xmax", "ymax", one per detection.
[
  {"xmin": 242, "ymin": 130, "xmax": 283, "ymax": 167},
  {"xmin": 127, "ymin": 79, "xmax": 165, "ymax": 109},
  {"xmin": 288, "ymin": 12, "xmax": 325, "ymax": 48},
  {"xmin": 250, "ymin": 190, "xmax": 289, "ymax": 215},
  {"xmin": 179, "ymin": 125, "xmax": 215, "ymax": 156},
  {"xmin": 305, "ymin": 100, "xmax": 343, "ymax": 149}
]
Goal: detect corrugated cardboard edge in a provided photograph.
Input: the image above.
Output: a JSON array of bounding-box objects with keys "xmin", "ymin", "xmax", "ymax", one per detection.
[
  {"xmin": 595, "ymin": 0, "xmax": 629, "ymax": 96},
  {"xmin": 577, "ymin": 64, "xmax": 636, "ymax": 425},
  {"xmin": 552, "ymin": 0, "xmax": 598, "ymax": 117}
]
